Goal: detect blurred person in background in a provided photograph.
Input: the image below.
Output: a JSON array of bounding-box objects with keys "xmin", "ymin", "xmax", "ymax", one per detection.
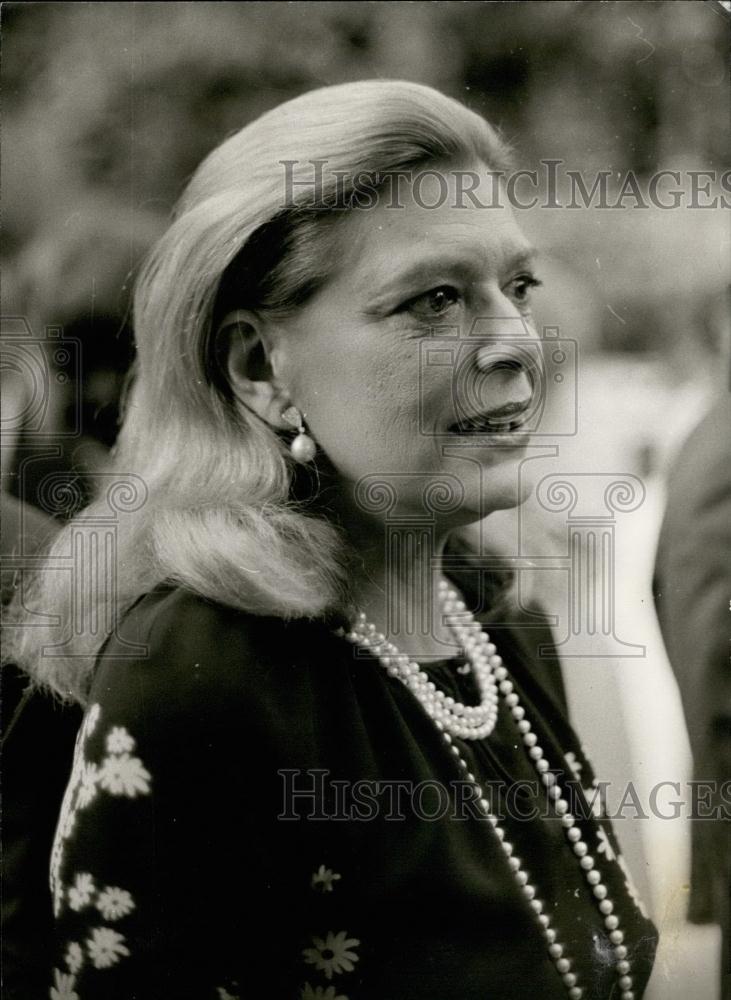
[
  {"xmin": 7, "ymin": 80, "xmax": 658, "ymax": 1000},
  {"xmin": 2, "ymin": 204, "xmax": 164, "ymax": 513},
  {"xmin": 653, "ymin": 292, "xmax": 731, "ymax": 1000}
]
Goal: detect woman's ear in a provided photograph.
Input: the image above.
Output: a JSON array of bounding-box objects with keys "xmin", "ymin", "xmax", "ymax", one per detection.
[{"xmin": 217, "ymin": 310, "xmax": 291, "ymax": 429}]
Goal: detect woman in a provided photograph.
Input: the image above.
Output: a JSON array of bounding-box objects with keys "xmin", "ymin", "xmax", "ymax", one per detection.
[{"xmin": 12, "ymin": 80, "xmax": 657, "ymax": 999}]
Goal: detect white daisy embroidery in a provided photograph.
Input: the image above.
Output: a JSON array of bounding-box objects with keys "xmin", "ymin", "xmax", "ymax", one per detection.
[
  {"xmin": 564, "ymin": 751, "xmax": 583, "ymax": 782},
  {"xmin": 50, "ymin": 968, "xmax": 79, "ymax": 1000},
  {"xmin": 59, "ymin": 806, "xmax": 77, "ymax": 841},
  {"xmin": 99, "ymin": 752, "xmax": 151, "ymax": 797},
  {"xmin": 64, "ymin": 941, "xmax": 83, "ymax": 975},
  {"xmin": 53, "ymin": 877, "xmax": 65, "ymax": 920},
  {"xmin": 303, "ymin": 931, "xmax": 360, "ymax": 980},
  {"xmin": 68, "ymin": 873, "xmax": 95, "ymax": 912},
  {"xmin": 596, "ymin": 826, "xmax": 616, "ymax": 862},
  {"xmin": 581, "ymin": 780, "xmax": 605, "ymax": 820},
  {"xmin": 617, "ymin": 853, "xmax": 650, "ymax": 919},
  {"xmin": 77, "ymin": 761, "xmax": 99, "ymax": 809},
  {"xmin": 301, "ymin": 985, "xmax": 349, "ymax": 1000},
  {"xmin": 86, "ymin": 927, "xmax": 130, "ymax": 969},
  {"xmin": 50, "ymin": 705, "xmax": 152, "ymax": 919},
  {"xmin": 311, "ymin": 865, "xmax": 342, "ymax": 893},
  {"xmin": 96, "ymin": 886, "xmax": 135, "ymax": 922},
  {"xmin": 106, "ymin": 726, "xmax": 135, "ymax": 755}
]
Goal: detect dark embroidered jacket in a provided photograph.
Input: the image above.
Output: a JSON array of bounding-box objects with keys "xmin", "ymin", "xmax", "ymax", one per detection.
[{"xmin": 48, "ymin": 570, "xmax": 658, "ymax": 1000}]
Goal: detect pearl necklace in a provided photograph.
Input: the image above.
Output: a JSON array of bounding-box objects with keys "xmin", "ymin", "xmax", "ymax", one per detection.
[
  {"xmin": 345, "ymin": 580, "xmax": 499, "ymax": 739},
  {"xmin": 344, "ymin": 579, "xmax": 637, "ymax": 1000}
]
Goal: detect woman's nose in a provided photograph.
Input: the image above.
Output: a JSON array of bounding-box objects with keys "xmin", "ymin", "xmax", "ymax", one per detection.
[
  {"xmin": 476, "ymin": 343, "xmax": 531, "ymax": 375},
  {"xmin": 473, "ymin": 354, "xmax": 534, "ymax": 410},
  {"xmin": 463, "ymin": 315, "xmax": 542, "ymax": 410},
  {"xmin": 467, "ymin": 339, "xmax": 535, "ymax": 410}
]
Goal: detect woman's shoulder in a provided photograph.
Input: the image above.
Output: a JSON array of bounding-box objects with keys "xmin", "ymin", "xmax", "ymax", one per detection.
[
  {"xmin": 89, "ymin": 584, "xmax": 309, "ymax": 720},
  {"xmin": 110, "ymin": 582, "xmax": 310, "ymax": 657},
  {"xmin": 122, "ymin": 582, "xmax": 288, "ymax": 653}
]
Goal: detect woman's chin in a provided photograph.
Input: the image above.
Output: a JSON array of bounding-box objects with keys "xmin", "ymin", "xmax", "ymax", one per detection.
[
  {"xmin": 440, "ymin": 454, "xmax": 534, "ymax": 519},
  {"xmin": 471, "ymin": 471, "xmax": 535, "ymax": 515}
]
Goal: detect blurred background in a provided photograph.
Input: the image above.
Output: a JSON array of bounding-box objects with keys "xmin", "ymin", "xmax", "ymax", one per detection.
[
  {"xmin": 1, "ymin": 2, "xmax": 729, "ymax": 997},
  {"xmin": 2, "ymin": 0, "xmax": 728, "ymax": 502}
]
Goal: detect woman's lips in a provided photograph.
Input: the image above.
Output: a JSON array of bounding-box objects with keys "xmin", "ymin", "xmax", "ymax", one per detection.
[{"xmin": 446, "ymin": 397, "xmax": 533, "ymax": 435}]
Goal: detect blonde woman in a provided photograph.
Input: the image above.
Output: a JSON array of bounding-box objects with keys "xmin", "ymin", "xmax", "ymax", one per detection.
[{"xmin": 11, "ymin": 81, "xmax": 657, "ymax": 999}]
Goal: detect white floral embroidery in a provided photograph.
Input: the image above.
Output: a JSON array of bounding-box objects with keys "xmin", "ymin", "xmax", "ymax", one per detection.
[
  {"xmin": 50, "ymin": 968, "xmax": 79, "ymax": 1000},
  {"xmin": 301, "ymin": 985, "xmax": 348, "ymax": 1000},
  {"xmin": 99, "ymin": 752, "xmax": 151, "ymax": 797},
  {"xmin": 564, "ymin": 751, "xmax": 583, "ymax": 782},
  {"xmin": 596, "ymin": 825, "xmax": 616, "ymax": 862},
  {"xmin": 53, "ymin": 877, "xmax": 65, "ymax": 921},
  {"xmin": 82, "ymin": 703, "xmax": 100, "ymax": 739},
  {"xmin": 68, "ymin": 873, "xmax": 96, "ymax": 912},
  {"xmin": 216, "ymin": 989, "xmax": 240, "ymax": 1000},
  {"xmin": 50, "ymin": 705, "xmax": 100, "ymax": 915},
  {"xmin": 64, "ymin": 942, "xmax": 84, "ymax": 975},
  {"xmin": 77, "ymin": 762, "xmax": 100, "ymax": 809},
  {"xmin": 581, "ymin": 780, "xmax": 605, "ymax": 820},
  {"xmin": 59, "ymin": 807, "xmax": 77, "ymax": 841},
  {"xmin": 47, "ymin": 708, "xmax": 144, "ymax": 998},
  {"xmin": 303, "ymin": 931, "xmax": 360, "ymax": 981},
  {"xmin": 50, "ymin": 701, "xmax": 150, "ymax": 958},
  {"xmin": 106, "ymin": 726, "xmax": 135, "ymax": 754},
  {"xmin": 617, "ymin": 853, "xmax": 650, "ymax": 919},
  {"xmin": 86, "ymin": 927, "xmax": 130, "ymax": 969},
  {"xmin": 311, "ymin": 865, "xmax": 342, "ymax": 893},
  {"xmin": 96, "ymin": 886, "xmax": 135, "ymax": 921}
]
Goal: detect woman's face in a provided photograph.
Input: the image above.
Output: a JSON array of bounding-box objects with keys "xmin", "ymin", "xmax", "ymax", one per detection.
[{"xmin": 270, "ymin": 162, "xmax": 543, "ymax": 524}]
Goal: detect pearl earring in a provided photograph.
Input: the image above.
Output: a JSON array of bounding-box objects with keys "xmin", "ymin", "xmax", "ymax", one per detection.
[{"xmin": 281, "ymin": 406, "xmax": 317, "ymax": 463}]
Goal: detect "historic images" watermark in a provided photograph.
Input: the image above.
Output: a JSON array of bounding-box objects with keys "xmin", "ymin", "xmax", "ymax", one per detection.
[
  {"xmin": 280, "ymin": 159, "xmax": 731, "ymax": 211},
  {"xmin": 279, "ymin": 769, "xmax": 731, "ymax": 823}
]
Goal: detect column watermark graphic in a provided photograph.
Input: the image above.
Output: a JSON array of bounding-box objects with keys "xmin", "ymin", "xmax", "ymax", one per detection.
[
  {"xmin": 1, "ymin": 317, "xmax": 148, "ymax": 659},
  {"xmin": 533, "ymin": 473, "xmax": 647, "ymax": 658}
]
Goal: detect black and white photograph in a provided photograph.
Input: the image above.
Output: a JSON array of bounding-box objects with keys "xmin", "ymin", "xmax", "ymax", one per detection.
[{"xmin": 1, "ymin": 3, "xmax": 729, "ymax": 999}]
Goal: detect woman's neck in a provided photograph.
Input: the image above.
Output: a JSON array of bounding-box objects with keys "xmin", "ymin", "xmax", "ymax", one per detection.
[{"xmin": 341, "ymin": 514, "xmax": 463, "ymax": 662}]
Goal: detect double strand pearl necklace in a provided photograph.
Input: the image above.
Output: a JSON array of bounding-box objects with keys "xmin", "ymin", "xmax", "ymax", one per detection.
[
  {"xmin": 343, "ymin": 579, "xmax": 636, "ymax": 1000},
  {"xmin": 345, "ymin": 580, "xmax": 499, "ymax": 740}
]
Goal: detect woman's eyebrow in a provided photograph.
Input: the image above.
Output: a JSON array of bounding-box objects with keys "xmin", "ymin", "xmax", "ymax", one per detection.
[
  {"xmin": 508, "ymin": 247, "xmax": 539, "ymax": 271},
  {"xmin": 365, "ymin": 244, "xmax": 539, "ymax": 304},
  {"xmin": 364, "ymin": 251, "xmax": 486, "ymax": 305}
]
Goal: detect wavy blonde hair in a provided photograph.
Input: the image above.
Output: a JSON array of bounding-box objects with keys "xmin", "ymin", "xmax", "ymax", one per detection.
[{"xmin": 7, "ymin": 79, "xmax": 513, "ymax": 703}]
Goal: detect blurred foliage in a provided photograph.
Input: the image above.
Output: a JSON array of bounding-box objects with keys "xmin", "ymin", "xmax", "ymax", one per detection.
[
  {"xmin": 3, "ymin": 2, "xmax": 727, "ymax": 226},
  {"xmin": 1, "ymin": 0, "xmax": 729, "ymax": 479}
]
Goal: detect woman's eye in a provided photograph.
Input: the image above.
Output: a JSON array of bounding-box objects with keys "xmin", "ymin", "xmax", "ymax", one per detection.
[
  {"xmin": 508, "ymin": 274, "xmax": 543, "ymax": 309},
  {"xmin": 405, "ymin": 285, "xmax": 461, "ymax": 319}
]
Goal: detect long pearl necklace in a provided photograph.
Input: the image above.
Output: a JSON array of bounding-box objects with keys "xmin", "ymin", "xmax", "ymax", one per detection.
[{"xmin": 344, "ymin": 579, "xmax": 636, "ymax": 1000}]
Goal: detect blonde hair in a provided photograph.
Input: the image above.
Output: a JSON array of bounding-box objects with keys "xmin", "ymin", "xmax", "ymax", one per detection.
[{"xmin": 7, "ymin": 79, "xmax": 512, "ymax": 703}]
